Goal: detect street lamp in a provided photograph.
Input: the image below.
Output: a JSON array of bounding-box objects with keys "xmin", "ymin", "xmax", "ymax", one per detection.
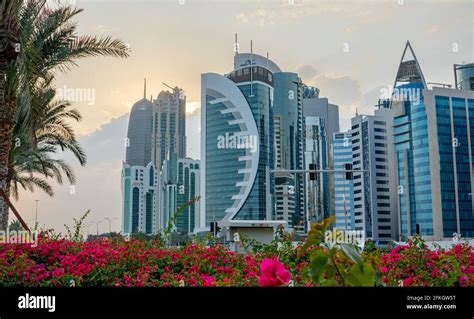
[
  {"xmin": 96, "ymin": 220, "xmax": 102, "ymax": 236},
  {"xmin": 104, "ymin": 217, "xmax": 117, "ymax": 233},
  {"xmin": 34, "ymin": 200, "xmax": 39, "ymax": 226},
  {"xmin": 86, "ymin": 222, "xmax": 94, "ymax": 238}
]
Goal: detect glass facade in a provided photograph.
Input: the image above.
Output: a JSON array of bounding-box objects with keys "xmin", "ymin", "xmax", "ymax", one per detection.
[
  {"xmin": 203, "ymin": 64, "xmax": 275, "ymax": 225},
  {"xmin": 272, "ymin": 72, "xmax": 304, "ymax": 228},
  {"xmin": 454, "ymin": 63, "xmax": 474, "ymax": 91},
  {"xmin": 233, "ymin": 80, "xmax": 274, "ymax": 221},
  {"xmin": 204, "ymin": 94, "xmax": 247, "ymax": 223},
  {"xmin": 333, "ymin": 132, "xmax": 354, "ymax": 230},
  {"xmin": 435, "ymin": 96, "xmax": 474, "ymax": 237},
  {"xmin": 394, "ymin": 82, "xmax": 434, "ymax": 237}
]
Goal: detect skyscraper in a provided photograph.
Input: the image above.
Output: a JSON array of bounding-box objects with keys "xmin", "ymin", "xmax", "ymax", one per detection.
[
  {"xmin": 303, "ymin": 87, "xmax": 340, "ymax": 222},
  {"xmin": 454, "ymin": 63, "xmax": 474, "ymax": 91},
  {"xmin": 333, "ymin": 132, "xmax": 354, "ymax": 230},
  {"xmin": 351, "ymin": 114, "xmax": 394, "ymax": 241},
  {"xmin": 201, "ymin": 52, "xmax": 276, "ymax": 227},
  {"xmin": 392, "ymin": 42, "xmax": 474, "ymax": 240},
  {"xmin": 125, "ymin": 80, "xmax": 154, "ymax": 166},
  {"xmin": 304, "ymin": 116, "xmax": 327, "ymax": 224},
  {"xmin": 159, "ymin": 154, "xmax": 200, "ymax": 235},
  {"xmin": 152, "ymin": 86, "xmax": 186, "ymax": 170},
  {"xmin": 122, "ymin": 80, "xmax": 188, "ymax": 235},
  {"xmin": 121, "ymin": 162, "xmax": 158, "ymax": 234},
  {"xmin": 273, "ymin": 72, "xmax": 305, "ymax": 230}
]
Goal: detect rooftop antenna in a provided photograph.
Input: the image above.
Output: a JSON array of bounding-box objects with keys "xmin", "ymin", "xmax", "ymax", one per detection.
[
  {"xmin": 143, "ymin": 78, "xmax": 147, "ymax": 99},
  {"xmin": 266, "ymin": 52, "xmax": 269, "ymax": 69},
  {"xmin": 234, "ymin": 33, "xmax": 239, "ymax": 55},
  {"xmin": 355, "ymin": 107, "xmax": 359, "ymax": 117}
]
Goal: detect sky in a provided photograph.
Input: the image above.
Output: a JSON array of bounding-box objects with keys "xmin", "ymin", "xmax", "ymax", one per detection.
[{"xmin": 14, "ymin": 0, "xmax": 474, "ymax": 234}]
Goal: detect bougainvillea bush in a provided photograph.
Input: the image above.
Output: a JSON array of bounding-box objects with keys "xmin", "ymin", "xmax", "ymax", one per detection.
[
  {"xmin": 0, "ymin": 234, "xmax": 473, "ymax": 287},
  {"xmin": 376, "ymin": 238, "xmax": 474, "ymax": 287}
]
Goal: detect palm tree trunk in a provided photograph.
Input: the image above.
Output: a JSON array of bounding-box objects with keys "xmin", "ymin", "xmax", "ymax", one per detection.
[{"xmin": 0, "ymin": 58, "xmax": 17, "ymax": 230}]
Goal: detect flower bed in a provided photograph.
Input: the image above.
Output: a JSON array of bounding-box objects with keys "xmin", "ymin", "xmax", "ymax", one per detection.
[{"xmin": 0, "ymin": 236, "xmax": 473, "ymax": 287}]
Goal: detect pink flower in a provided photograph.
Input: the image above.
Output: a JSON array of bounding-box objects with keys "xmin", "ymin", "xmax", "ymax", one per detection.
[
  {"xmin": 380, "ymin": 267, "xmax": 389, "ymax": 274},
  {"xmin": 258, "ymin": 257, "xmax": 291, "ymax": 287},
  {"xmin": 403, "ymin": 277, "xmax": 415, "ymax": 287},
  {"xmin": 201, "ymin": 275, "xmax": 215, "ymax": 287}
]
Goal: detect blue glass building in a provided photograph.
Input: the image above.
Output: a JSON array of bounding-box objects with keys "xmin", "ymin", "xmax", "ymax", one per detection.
[
  {"xmin": 393, "ymin": 42, "xmax": 474, "ymax": 240},
  {"xmin": 333, "ymin": 132, "xmax": 354, "ymax": 230},
  {"xmin": 201, "ymin": 53, "xmax": 277, "ymax": 226}
]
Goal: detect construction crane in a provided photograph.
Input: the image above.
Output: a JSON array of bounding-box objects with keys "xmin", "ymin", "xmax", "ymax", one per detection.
[{"xmin": 162, "ymin": 82, "xmax": 175, "ymax": 91}]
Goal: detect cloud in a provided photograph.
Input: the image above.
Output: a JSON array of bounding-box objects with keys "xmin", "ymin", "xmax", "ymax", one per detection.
[
  {"xmin": 309, "ymin": 74, "xmax": 362, "ymax": 107},
  {"xmin": 236, "ymin": 1, "xmax": 379, "ymax": 26},
  {"xmin": 295, "ymin": 64, "xmax": 317, "ymax": 82},
  {"xmin": 186, "ymin": 101, "xmax": 201, "ymax": 116}
]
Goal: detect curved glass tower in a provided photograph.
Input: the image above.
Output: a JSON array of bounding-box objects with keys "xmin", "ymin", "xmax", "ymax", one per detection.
[{"xmin": 201, "ymin": 53, "xmax": 276, "ymax": 225}]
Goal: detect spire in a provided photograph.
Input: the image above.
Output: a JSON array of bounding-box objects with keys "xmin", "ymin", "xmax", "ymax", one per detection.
[
  {"xmin": 355, "ymin": 107, "xmax": 359, "ymax": 117},
  {"xmin": 393, "ymin": 41, "xmax": 427, "ymax": 88},
  {"xmin": 234, "ymin": 33, "xmax": 238, "ymax": 55},
  {"xmin": 143, "ymin": 78, "xmax": 147, "ymax": 99}
]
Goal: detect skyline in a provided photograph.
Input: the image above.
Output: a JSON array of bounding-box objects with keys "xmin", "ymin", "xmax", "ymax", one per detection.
[{"xmin": 13, "ymin": 0, "xmax": 474, "ymax": 234}]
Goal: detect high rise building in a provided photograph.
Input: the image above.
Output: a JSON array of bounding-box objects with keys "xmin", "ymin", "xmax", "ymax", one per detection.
[
  {"xmin": 122, "ymin": 81, "xmax": 188, "ymax": 235},
  {"xmin": 159, "ymin": 154, "xmax": 200, "ymax": 235},
  {"xmin": 392, "ymin": 41, "xmax": 474, "ymax": 240},
  {"xmin": 125, "ymin": 80, "xmax": 154, "ymax": 166},
  {"xmin": 152, "ymin": 86, "xmax": 186, "ymax": 170},
  {"xmin": 201, "ymin": 52, "xmax": 276, "ymax": 227},
  {"xmin": 273, "ymin": 72, "xmax": 305, "ymax": 229},
  {"xmin": 333, "ymin": 132, "xmax": 354, "ymax": 230},
  {"xmin": 121, "ymin": 162, "xmax": 159, "ymax": 234},
  {"xmin": 351, "ymin": 114, "xmax": 394, "ymax": 241},
  {"xmin": 303, "ymin": 87, "xmax": 340, "ymax": 222},
  {"xmin": 454, "ymin": 63, "xmax": 474, "ymax": 91},
  {"xmin": 304, "ymin": 116, "xmax": 327, "ymax": 224}
]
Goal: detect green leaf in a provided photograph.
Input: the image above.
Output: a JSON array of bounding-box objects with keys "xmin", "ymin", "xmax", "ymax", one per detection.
[
  {"xmin": 344, "ymin": 263, "xmax": 375, "ymax": 287},
  {"xmin": 339, "ymin": 243, "xmax": 363, "ymax": 266},
  {"xmin": 308, "ymin": 255, "xmax": 329, "ymax": 284},
  {"xmin": 299, "ymin": 216, "xmax": 336, "ymax": 257}
]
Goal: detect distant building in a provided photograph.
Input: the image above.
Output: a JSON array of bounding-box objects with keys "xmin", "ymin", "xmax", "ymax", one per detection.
[
  {"xmin": 121, "ymin": 162, "xmax": 158, "ymax": 234},
  {"xmin": 303, "ymin": 88, "xmax": 339, "ymax": 223},
  {"xmin": 273, "ymin": 72, "xmax": 305, "ymax": 230},
  {"xmin": 125, "ymin": 80, "xmax": 154, "ymax": 166},
  {"xmin": 351, "ymin": 114, "xmax": 394, "ymax": 241},
  {"xmin": 152, "ymin": 87, "xmax": 187, "ymax": 170},
  {"xmin": 159, "ymin": 154, "xmax": 200, "ymax": 235},
  {"xmin": 333, "ymin": 132, "xmax": 354, "ymax": 230},
  {"xmin": 122, "ymin": 80, "xmax": 188, "ymax": 235},
  {"xmin": 454, "ymin": 63, "xmax": 474, "ymax": 91},
  {"xmin": 304, "ymin": 116, "xmax": 328, "ymax": 224}
]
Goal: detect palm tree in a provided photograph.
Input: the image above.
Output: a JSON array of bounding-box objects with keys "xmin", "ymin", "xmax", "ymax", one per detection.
[
  {"xmin": 0, "ymin": 0, "xmax": 129, "ymax": 230},
  {"xmin": 0, "ymin": 0, "xmax": 23, "ymax": 230},
  {"xmin": 8, "ymin": 82, "xmax": 86, "ymax": 204}
]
